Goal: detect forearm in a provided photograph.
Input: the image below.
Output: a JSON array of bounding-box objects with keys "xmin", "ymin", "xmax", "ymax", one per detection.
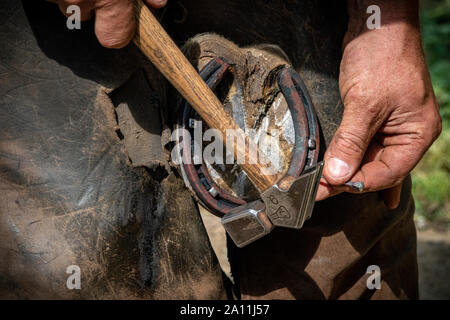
[
  {"xmin": 343, "ymin": 0, "xmax": 423, "ymax": 59},
  {"xmin": 346, "ymin": 0, "xmax": 420, "ymax": 37}
]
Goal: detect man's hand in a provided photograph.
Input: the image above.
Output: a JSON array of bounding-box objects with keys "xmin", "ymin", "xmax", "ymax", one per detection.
[
  {"xmin": 54, "ymin": 0, "xmax": 167, "ymax": 48},
  {"xmin": 316, "ymin": 0, "xmax": 441, "ymax": 208}
]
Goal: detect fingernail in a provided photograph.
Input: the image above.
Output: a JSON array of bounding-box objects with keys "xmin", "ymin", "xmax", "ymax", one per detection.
[{"xmin": 327, "ymin": 158, "xmax": 350, "ymax": 179}]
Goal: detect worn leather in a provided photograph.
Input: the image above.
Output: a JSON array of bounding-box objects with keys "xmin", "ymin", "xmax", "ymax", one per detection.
[{"xmin": 0, "ymin": 0, "xmax": 225, "ymax": 299}]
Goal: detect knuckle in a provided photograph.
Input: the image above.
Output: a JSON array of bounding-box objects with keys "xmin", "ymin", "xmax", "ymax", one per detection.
[
  {"xmin": 432, "ymin": 109, "xmax": 443, "ymax": 141},
  {"xmin": 364, "ymin": 103, "xmax": 379, "ymax": 116},
  {"xmin": 96, "ymin": 28, "xmax": 133, "ymax": 48},
  {"xmin": 391, "ymin": 175, "xmax": 405, "ymax": 188},
  {"xmin": 419, "ymin": 108, "xmax": 442, "ymax": 146},
  {"xmin": 99, "ymin": 37, "xmax": 128, "ymax": 48},
  {"xmin": 147, "ymin": 0, "xmax": 168, "ymax": 8},
  {"xmin": 333, "ymin": 130, "xmax": 367, "ymax": 156},
  {"xmin": 343, "ymin": 85, "xmax": 384, "ymax": 121},
  {"xmin": 368, "ymin": 166, "xmax": 404, "ymax": 192},
  {"xmin": 409, "ymin": 129, "xmax": 431, "ymax": 154},
  {"xmin": 343, "ymin": 84, "xmax": 365, "ymax": 106},
  {"xmin": 429, "ymin": 120, "xmax": 443, "ymax": 144},
  {"xmin": 63, "ymin": 0, "xmax": 85, "ymax": 6}
]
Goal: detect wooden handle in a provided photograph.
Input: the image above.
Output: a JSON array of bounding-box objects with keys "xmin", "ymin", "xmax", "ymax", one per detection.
[{"xmin": 133, "ymin": 0, "xmax": 281, "ymax": 192}]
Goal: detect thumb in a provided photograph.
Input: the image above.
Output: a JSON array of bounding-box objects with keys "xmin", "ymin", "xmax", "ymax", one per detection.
[{"xmin": 323, "ymin": 104, "xmax": 381, "ymax": 185}]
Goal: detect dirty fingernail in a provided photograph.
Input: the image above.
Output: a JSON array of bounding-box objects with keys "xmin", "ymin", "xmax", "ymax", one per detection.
[{"xmin": 327, "ymin": 158, "xmax": 350, "ymax": 179}]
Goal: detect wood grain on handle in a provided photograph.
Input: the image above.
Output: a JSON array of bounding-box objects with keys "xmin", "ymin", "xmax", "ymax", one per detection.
[{"xmin": 133, "ymin": 0, "xmax": 281, "ymax": 192}]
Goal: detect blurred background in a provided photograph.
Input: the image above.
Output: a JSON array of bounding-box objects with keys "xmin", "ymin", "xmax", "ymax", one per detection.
[{"xmin": 414, "ymin": 0, "xmax": 450, "ymax": 299}]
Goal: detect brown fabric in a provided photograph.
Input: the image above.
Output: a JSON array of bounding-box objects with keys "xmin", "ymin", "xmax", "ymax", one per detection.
[{"xmin": 236, "ymin": 178, "xmax": 417, "ymax": 300}]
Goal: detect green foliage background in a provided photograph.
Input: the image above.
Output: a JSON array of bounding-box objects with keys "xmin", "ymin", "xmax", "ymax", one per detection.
[{"xmin": 413, "ymin": 0, "xmax": 450, "ymax": 227}]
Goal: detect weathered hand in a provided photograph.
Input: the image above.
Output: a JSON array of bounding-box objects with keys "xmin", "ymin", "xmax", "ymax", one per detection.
[
  {"xmin": 54, "ymin": 0, "xmax": 167, "ymax": 48},
  {"xmin": 316, "ymin": 0, "xmax": 441, "ymax": 208}
]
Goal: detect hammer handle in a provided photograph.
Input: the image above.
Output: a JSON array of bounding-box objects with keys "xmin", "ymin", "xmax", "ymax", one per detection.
[{"xmin": 133, "ymin": 0, "xmax": 281, "ymax": 192}]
